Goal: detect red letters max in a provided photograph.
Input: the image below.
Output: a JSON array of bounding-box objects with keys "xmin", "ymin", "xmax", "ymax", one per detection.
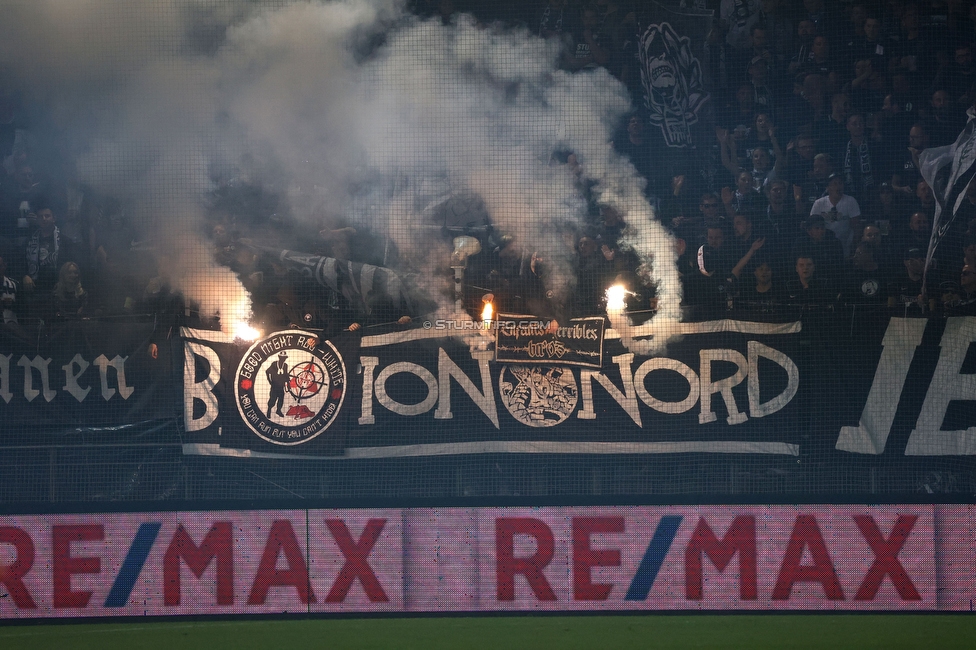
[
  {"xmin": 0, "ymin": 518, "xmax": 390, "ymax": 610},
  {"xmin": 495, "ymin": 514, "xmax": 922, "ymax": 603}
]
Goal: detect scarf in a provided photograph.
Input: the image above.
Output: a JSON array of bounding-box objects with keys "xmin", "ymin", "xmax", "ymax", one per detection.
[
  {"xmin": 765, "ymin": 205, "xmax": 782, "ymax": 236},
  {"xmin": 26, "ymin": 226, "xmax": 59, "ymax": 279},
  {"xmin": 750, "ymin": 167, "xmax": 769, "ymax": 191},
  {"xmin": 844, "ymin": 140, "xmax": 874, "ymax": 193},
  {"xmin": 752, "ymin": 83, "xmax": 770, "ymax": 108}
]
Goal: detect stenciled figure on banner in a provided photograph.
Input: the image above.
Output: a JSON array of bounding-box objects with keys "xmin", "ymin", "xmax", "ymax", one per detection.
[
  {"xmin": 180, "ymin": 327, "xmax": 358, "ymax": 456},
  {"xmin": 498, "ymin": 366, "xmax": 579, "ymax": 428},
  {"xmin": 639, "ymin": 20, "xmax": 709, "ymax": 148},
  {"xmin": 235, "ymin": 330, "xmax": 347, "ymax": 446}
]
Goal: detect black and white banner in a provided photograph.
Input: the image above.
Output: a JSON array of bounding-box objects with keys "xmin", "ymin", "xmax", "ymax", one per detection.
[
  {"xmin": 0, "ymin": 320, "xmax": 170, "ymax": 439},
  {"xmin": 6, "ymin": 316, "xmax": 976, "ymax": 459},
  {"xmin": 494, "ymin": 315, "xmax": 605, "ymax": 368},
  {"xmin": 179, "ymin": 316, "xmax": 976, "ymax": 459},
  {"xmin": 181, "ymin": 328, "xmax": 361, "ymax": 456},
  {"xmin": 638, "ymin": 1, "xmax": 711, "ymax": 148}
]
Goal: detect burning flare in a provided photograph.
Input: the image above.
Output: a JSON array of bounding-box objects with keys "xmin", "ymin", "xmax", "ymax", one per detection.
[
  {"xmin": 481, "ymin": 300, "xmax": 493, "ymax": 325},
  {"xmin": 222, "ymin": 293, "xmax": 260, "ymax": 341},
  {"xmin": 232, "ymin": 321, "xmax": 262, "ymax": 342},
  {"xmin": 606, "ymin": 284, "xmax": 627, "ymax": 311},
  {"xmin": 605, "ymin": 282, "xmax": 679, "ymax": 356}
]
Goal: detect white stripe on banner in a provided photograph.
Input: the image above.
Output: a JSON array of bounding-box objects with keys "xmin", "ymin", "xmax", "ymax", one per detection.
[
  {"xmin": 180, "ymin": 327, "xmax": 236, "ymax": 343},
  {"xmin": 362, "ymin": 327, "xmax": 473, "ymax": 347},
  {"xmin": 183, "ymin": 440, "xmax": 799, "ymax": 459},
  {"xmin": 360, "ymin": 319, "xmax": 801, "ymax": 348},
  {"xmin": 604, "ymin": 319, "xmax": 802, "ymax": 339},
  {"xmin": 182, "ymin": 321, "xmax": 800, "ymax": 348}
]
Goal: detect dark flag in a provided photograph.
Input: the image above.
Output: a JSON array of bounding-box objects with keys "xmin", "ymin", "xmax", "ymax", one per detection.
[
  {"xmin": 275, "ymin": 248, "xmax": 415, "ymax": 317},
  {"xmin": 637, "ymin": 1, "xmax": 712, "ymax": 149},
  {"xmin": 243, "ymin": 243, "xmax": 417, "ymax": 319},
  {"xmin": 0, "ymin": 320, "xmax": 172, "ymax": 440},
  {"xmin": 920, "ymin": 107, "xmax": 976, "ymax": 287},
  {"xmin": 180, "ymin": 327, "xmax": 361, "ymax": 457}
]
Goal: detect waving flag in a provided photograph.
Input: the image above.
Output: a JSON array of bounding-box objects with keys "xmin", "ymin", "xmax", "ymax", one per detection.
[
  {"xmin": 245, "ymin": 243, "xmax": 416, "ymax": 317},
  {"xmin": 920, "ymin": 107, "xmax": 976, "ymax": 285},
  {"xmin": 638, "ymin": 1, "xmax": 711, "ymax": 148}
]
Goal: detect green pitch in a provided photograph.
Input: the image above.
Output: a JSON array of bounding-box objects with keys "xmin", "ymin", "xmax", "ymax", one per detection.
[{"xmin": 1, "ymin": 615, "xmax": 974, "ymax": 649}]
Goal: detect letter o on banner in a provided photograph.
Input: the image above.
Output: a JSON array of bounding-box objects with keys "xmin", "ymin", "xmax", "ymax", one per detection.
[
  {"xmin": 374, "ymin": 362, "xmax": 438, "ymax": 416},
  {"xmin": 634, "ymin": 358, "xmax": 700, "ymax": 414}
]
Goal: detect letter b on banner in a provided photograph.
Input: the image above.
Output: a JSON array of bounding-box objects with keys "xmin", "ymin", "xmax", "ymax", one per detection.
[{"xmin": 184, "ymin": 341, "xmax": 221, "ymax": 431}]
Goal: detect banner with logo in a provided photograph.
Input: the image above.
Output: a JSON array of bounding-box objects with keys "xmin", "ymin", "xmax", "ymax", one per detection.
[
  {"xmin": 181, "ymin": 328, "xmax": 360, "ymax": 457},
  {"xmin": 494, "ymin": 315, "xmax": 605, "ymax": 368},
  {"xmin": 10, "ymin": 316, "xmax": 976, "ymax": 461},
  {"xmin": 178, "ymin": 318, "xmax": 803, "ymax": 455},
  {"xmin": 3, "ymin": 504, "xmax": 976, "ymax": 618}
]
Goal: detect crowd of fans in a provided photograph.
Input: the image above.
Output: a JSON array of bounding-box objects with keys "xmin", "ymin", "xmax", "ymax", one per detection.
[
  {"xmin": 558, "ymin": 0, "xmax": 976, "ymax": 319},
  {"xmin": 4, "ymin": 0, "xmax": 976, "ymax": 341}
]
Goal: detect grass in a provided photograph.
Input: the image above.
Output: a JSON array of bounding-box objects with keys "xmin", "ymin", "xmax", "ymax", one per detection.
[{"xmin": 1, "ymin": 614, "xmax": 975, "ymax": 649}]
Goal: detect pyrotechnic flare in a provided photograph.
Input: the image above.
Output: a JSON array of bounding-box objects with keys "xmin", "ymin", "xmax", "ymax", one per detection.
[
  {"xmin": 605, "ymin": 283, "xmax": 634, "ymax": 347},
  {"xmin": 606, "ymin": 284, "xmax": 627, "ymax": 311},
  {"xmin": 481, "ymin": 299, "xmax": 493, "ymax": 327},
  {"xmin": 233, "ymin": 321, "xmax": 262, "ymax": 342},
  {"xmin": 605, "ymin": 283, "xmax": 678, "ymax": 356}
]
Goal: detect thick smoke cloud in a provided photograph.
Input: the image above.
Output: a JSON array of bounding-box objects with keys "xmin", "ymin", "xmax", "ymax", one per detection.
[{"xmin": 0, "ymin": 0, "xmax": 680, "ymax": 350}]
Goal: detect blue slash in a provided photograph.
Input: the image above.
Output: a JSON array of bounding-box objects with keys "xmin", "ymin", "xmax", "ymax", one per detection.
[
  {"xmin": 104, "ymin": 522, "xmax": 162, "ymax": 607},
  {"xmin": 624, "ymin": 515, "xmax": 683, "ymax": 601}
]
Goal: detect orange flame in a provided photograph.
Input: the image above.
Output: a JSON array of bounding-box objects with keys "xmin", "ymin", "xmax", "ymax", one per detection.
[
  {"xmin": 232, "ymin": 321, "xmax": 262, "ymax": 341},
  {"xmin": 606, "ymin": 284, "xmax": 626, "ymax": 310}
]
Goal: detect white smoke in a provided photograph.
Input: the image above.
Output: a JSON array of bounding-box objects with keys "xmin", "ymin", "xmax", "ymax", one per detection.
[{"xmin": 0, "ymin": 0, "xmax": 681, "ymax": 349}]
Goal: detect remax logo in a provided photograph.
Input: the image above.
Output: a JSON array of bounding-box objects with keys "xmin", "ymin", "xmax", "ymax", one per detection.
[
  {"xmin": 0, "ymin": 506, "xmax": 945, "ymax": 617},
  {"xmin": 491, "ymin": 510, "xmax": 930, "ymax": 607},
  {"xmin": 0, "ymin": 512, "xmax": 401, "ymax": 614}
]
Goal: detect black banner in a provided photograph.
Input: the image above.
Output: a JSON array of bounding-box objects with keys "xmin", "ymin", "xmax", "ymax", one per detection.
[
  {"xmin": 340, "ymin": 320, "xmax": 802, "ymax": 450},
  {"xmin": 0, "ymin": 319, "xmax": 172, "ymax": 441},
  {"xmin": 180, "ymin": 316, "xmax": 976, "ymax": 459},
  {"xmin": 494, "ymin": 315, "xmax": 605, "ymax": 368},
  {"xmin": 181, "ymin": 328, "xmax": 360, "ymax": 457},
  {"xmin": 8, "ymin": 315, "xmax": 976, "ymax": 461}
]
